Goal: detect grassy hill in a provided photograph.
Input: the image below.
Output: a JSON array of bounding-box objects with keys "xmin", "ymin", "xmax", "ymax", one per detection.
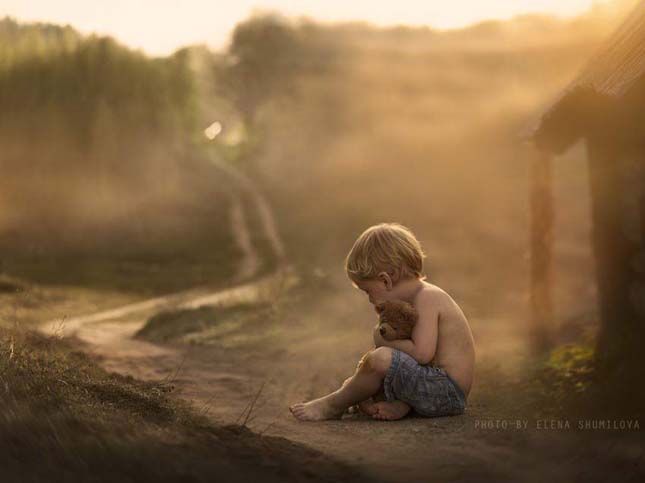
[{"xmin": 0, "ymin": 325, "xmax": 366, "ymax": 483}]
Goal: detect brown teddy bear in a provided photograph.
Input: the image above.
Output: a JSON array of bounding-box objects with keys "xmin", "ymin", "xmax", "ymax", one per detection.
[
  {"xmin": 375, "ymin": 300, "xmax": 418, "ymax": 341},
  {"xmin": 353, "ymin": 299, "xmax": 418, "ymax": 371},
  {"xmin": 345, "ymin": 300, "xmax": 418, "ymax": 415}
]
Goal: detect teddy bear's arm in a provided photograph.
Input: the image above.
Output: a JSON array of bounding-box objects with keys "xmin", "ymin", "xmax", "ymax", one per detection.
[{"xmin": 375, "ymin": 294, "xmax": 439, "ymax": 364}]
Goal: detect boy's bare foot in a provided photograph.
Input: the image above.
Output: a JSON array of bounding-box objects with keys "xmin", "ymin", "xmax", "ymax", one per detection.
[
  {"xmin": 289, "ymin": 396, "xmax": 345, "ymax": 421},
  {"xmin": 372, "ymin": 400, "xmax": 411, "ymax": 421},
  {"xmin": 358, "ymin": 399, "xmax": 378, "ymax": 416}
]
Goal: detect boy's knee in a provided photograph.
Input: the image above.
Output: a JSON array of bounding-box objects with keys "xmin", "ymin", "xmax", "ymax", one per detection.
[{"xmin": 363, "ymin": 347, "xmax": 393, "ymax": 375}]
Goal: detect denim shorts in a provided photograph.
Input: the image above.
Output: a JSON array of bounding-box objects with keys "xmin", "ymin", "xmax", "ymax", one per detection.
[{"xmin": 383, "ymin": 348, "xmax": 467, "ymax": 417}]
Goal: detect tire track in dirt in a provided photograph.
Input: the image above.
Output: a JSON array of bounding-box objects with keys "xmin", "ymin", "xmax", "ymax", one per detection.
[{"xmin": 208, "ymin": 155, "xmax": 286, "ymax": 265}]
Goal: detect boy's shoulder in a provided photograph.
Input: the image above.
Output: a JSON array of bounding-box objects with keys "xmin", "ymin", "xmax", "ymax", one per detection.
[
  {"xmin": 414, "ymin": 282, "xmax": 451, "ymax": 308},
  {"xmin": 419, "ymin": 281, "xmax": 450, "ymax": 298}
]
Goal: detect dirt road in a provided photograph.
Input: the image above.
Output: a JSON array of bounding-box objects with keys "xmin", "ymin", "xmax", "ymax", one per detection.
[{"xmin": 39, "ymin": 271, "xmax": 643, "ymax": 483}]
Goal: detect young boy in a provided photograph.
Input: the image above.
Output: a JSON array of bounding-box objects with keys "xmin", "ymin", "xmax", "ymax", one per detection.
[{"xmin": 289, "ymin": 223, "xmax": 475, "ymax": 421}]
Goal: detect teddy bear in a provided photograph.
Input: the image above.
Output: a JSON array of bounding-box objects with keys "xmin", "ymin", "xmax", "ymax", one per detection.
[
  {"xmin": 345, "ymin": 299, "xmax": 418, "ymax": 415},
  {"xmin": 375, "ymin": 299, "xmax": 418, "ymax": 341},
  {"xmin": 353, "ymin": 299, "xmax": 418, "ymax": 371}
]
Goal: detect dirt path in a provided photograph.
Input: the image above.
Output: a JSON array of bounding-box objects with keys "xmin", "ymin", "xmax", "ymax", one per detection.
[{"xmin": 40, "ymin": 273, "xmax": 644, "ymax": 483}]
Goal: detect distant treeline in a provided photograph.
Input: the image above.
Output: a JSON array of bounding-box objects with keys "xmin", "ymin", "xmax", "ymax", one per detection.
[
  {"xmin": 0, "ymin": 17, "xmax": 196, "ymax": 167},
  {"xmin": 0, "ymin": 18, "xmax": 204, "ymax": 250}
]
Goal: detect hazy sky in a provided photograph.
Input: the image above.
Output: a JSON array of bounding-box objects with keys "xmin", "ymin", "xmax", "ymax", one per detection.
[{"xmin": 1, "ymin": 0, "xmax": 609, "ymax": 55}]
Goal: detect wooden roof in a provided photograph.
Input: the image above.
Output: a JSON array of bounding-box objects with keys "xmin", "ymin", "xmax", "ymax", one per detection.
[
  {"xmin": 571, "ymin": 0, "xmax": 645, "ymax": 97},
  {"xmin": 530, "ymin": 1, "xmax": 645, "ymax": 151}
]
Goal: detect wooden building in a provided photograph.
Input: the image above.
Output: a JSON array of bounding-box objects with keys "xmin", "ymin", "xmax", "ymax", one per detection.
[{"xmin": 530, "ymin": 1, "xmax": 644, "ymax": 371}]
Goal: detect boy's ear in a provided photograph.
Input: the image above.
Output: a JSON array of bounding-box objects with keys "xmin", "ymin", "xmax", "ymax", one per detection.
[{"xmin": 377, "ymin": 271, "xmax": 393, "ymax": 290}]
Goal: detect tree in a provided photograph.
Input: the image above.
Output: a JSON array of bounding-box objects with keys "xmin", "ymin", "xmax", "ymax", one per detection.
[{"xmin": 219, "ymin": 14, "xmax": 304, "ymax": 127}]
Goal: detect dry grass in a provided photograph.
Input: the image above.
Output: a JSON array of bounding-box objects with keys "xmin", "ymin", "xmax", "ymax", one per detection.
[{"xmin": 0, "ymin": 325, "xmax": 370, "ymax": 483}]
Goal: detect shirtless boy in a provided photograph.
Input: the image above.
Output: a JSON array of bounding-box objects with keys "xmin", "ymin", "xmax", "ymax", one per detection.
[{"xmin": 289, "ymin": 222, "xmax": 475, "ymax": 421}]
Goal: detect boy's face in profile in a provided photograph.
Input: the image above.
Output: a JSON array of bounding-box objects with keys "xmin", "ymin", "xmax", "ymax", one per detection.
[{"xmin": 354, "ymin": 277, "xmax": 395, "ymax": 310}]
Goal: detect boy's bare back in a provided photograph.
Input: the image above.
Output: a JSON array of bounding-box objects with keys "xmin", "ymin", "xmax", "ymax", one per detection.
[{"xmin": 414, "ymin": 281, "xmax": 476, "ymax": 397}]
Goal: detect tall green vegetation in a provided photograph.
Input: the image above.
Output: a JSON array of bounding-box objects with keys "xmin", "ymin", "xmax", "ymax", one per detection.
[
  {"xmin": 0, "ymin": 18, "xmax": 235, "ymax": 291},
  {"xmin": 0, "ymin": 18, "xmax": 206, "ymax": 251},
  {"xmin": 0, "ymin": 17, "xmax": 81, "ymax": 63}
]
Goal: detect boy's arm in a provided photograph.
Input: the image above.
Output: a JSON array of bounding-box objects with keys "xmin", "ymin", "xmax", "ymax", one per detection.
[{"xmin": 373, "ymin": 292, "xmax": 439, "ymax": 365}]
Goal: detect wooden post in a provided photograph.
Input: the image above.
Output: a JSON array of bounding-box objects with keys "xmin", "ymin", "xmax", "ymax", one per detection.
[
  {"xmin": 529, "ymin": 150, "xmax": 555, "ymax": 353},
  {"xmin": 587, "ymin": 140, "xmax": 645, "ymax": 373}
]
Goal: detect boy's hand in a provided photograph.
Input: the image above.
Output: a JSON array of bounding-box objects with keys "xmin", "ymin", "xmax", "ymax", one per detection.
[{"xmin": 373, "ymin": 323, "xmax": 386, "ymax": 348}]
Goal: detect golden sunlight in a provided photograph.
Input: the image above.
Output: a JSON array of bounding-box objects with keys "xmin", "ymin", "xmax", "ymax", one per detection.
[
  {"xmin": 0, "ymin": 0, "xmax": 616, "ymax": 55},
  {"xmin": 204, "ymin": 121, "xmax": 223, "ymax": 140}
]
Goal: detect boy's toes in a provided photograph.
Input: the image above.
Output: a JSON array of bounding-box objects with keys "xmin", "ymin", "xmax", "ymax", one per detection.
[
  {"xmin": 372, "ymin": 411, "xmax": 390, "ymax": 421},
  {"xmin": 358, "ymin": 400, "xmax": 377, "ymax": 416},
  {"xmin": 370, "ymin": 401, "xmax": 411, "ymax": 421},
  {"xmin": 373, "ymin": 412, "xmax": 391, "ymax": 421}
]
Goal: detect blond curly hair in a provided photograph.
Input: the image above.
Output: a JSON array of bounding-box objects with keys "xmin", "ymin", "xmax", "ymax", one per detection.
[{"xmin": 345, "ymin": 223, "xmax": 426, "ymax": 283}]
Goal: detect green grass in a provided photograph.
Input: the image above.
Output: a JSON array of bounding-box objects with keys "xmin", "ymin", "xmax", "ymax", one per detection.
[
  {"xmin": 136, "ymin": 302, "xmax": 274, "ymax": 344},
  {"xmin": 1, "ymin": 153, "xmax": 244, "ymax": 297},
  {"xmin": 0, "ymin": 275, "xmax": 25, "ymax": 294},
  {"xmin": 527, "ymin": 343, "xmax": 598, "ymax": 415},
  {"xmin": 0, "ymin": 194, "xmax": 240, "ymax": 297},
  {"xmin": 0, "ymin": 326, "xmax": 368, "ymax": 483},
  {"xmin": 2, "ymin": 244, "xmax": 238, "ymax": 297},
  {"xmin": 525, "ymin": 336, "xmax": 644, "ymax": 419}
]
